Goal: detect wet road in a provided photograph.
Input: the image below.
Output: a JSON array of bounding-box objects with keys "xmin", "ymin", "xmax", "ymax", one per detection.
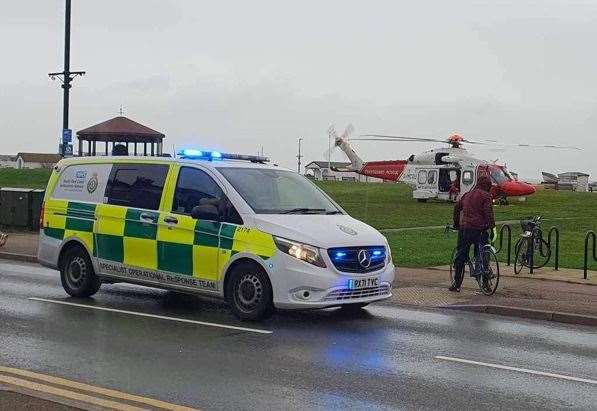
[{"xmin": 1, "ymin": 261, "xmax": 596, "ymax": 410}]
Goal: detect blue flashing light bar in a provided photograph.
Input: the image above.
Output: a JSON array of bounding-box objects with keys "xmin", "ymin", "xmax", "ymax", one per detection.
[
  {"xmin": 334, "ymin": 251, "xmax": 347, "ymax": 259},
  {"xmin": 177, "ymin": 149, "xmax": 269, "ymax": 163}
]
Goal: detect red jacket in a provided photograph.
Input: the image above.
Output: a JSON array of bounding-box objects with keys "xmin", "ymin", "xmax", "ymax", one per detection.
[{"xmin": 453, "ymin": 188, "xmax": 495, "ymax": 230}]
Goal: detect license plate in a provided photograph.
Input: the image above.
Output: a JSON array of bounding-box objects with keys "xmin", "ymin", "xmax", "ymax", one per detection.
[{"xmin": 348, "ymin": 277, "xmax": 379, "ymax": 290}]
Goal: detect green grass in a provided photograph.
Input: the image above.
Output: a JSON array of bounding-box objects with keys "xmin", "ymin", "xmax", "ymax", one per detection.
[
  {"xmin": 0, "ymin": 168, "xmax": 51, "ymax": 189},
  {"xmin": 316, "ymin": 181, "xmax": 597, "ymax": 270}
]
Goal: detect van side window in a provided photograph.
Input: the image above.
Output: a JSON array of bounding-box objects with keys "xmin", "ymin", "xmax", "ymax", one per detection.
[
  {"xmin": 462, "ymin": 170, "xmax": 474, "ymax": 185},
  {"xmin": 106, "ymin": 164, "xmax": 168, "ymax": 210},
  {"xmin": 173, "ymin": 167, "xmax": 242, "ymax": 224}
]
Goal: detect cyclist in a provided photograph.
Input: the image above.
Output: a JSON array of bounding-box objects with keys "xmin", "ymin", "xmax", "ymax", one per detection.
[{"xmin": 449, "ymin": 174, "xmax": 496, "ymax": 292}]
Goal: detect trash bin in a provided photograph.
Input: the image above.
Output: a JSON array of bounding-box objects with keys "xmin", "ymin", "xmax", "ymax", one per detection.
[
  {"xmin": 30, "ymin": 189, "xmax": 45, "ymax": 231},
  {"xmin": 0, "ymin": 188, "xmax": 33, "ymax": 228}
]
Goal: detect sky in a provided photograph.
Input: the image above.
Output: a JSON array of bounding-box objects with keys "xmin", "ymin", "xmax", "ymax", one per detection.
[{"xmin": 1, "ymin": 0, "xmax": 597, "ymax": 180}]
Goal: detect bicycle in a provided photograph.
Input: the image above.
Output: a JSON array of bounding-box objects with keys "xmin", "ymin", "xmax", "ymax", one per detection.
[
  {"xmin": 514, "ymin": 216, "xmax": 551, "ymax": 274},
  {"xmin": 445, "ymin": 225, "xmax": 500, "ymax": 296}
]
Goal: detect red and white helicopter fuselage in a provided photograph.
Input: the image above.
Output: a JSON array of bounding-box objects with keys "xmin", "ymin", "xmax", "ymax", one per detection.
[{"xmin": 331, "ymin": 132, "xmax": 536, "ymax": 202}]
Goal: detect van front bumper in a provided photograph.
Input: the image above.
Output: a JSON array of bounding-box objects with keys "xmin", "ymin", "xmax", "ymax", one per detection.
[{"xmin": 268, "ymin": 252, "xmax": 395, "ymax": 310}]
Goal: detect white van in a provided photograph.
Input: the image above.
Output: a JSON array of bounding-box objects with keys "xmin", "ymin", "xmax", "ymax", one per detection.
[{"xmin": 38, "ymin": 150, "xmax": 395, "ymax": 320}]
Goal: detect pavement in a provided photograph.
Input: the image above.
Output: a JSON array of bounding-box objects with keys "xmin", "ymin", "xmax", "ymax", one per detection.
[
  {"xmin": 1, "ymin": 260, "xmax": 596, "ymax": 410},
  {"xmin": 396, "ymin": 267, "xmax": 597, "ymax": 320}
]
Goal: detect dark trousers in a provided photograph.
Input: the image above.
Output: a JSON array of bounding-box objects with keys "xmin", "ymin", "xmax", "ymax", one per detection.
[{"xmin": 453, "ymin": 229, "xmax": 488, "ymax": 288}]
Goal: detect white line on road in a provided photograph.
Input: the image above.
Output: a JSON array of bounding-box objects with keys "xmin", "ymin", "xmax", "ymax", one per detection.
[
  {"xmin": 435, "ymin": 355, "xmax": 597, "ymax": 385},
  {"xmin": 28, "ymin": 297, "xmax": 273, "ymax": 335}
]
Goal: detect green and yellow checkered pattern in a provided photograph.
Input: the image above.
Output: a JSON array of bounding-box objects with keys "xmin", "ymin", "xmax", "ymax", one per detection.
[{"xmin": 43, "ymin": 200, "xmax": 276, "ymax": 281}]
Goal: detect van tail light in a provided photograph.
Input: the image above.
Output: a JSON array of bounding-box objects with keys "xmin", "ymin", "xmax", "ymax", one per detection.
[{"xmin": 39, "ymin": 201, "xmax": 45, "ymax": 230}]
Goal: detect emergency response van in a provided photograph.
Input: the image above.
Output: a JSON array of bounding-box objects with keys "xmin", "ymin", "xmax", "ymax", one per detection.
[{"xmin": 38, "ymin": 150, "xmax": 395, "ymax": 320}]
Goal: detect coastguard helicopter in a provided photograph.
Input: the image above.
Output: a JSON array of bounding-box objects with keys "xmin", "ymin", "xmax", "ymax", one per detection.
[{"xmin": 326, "ymin": 126, "xmax": 580, "ymax": 202}]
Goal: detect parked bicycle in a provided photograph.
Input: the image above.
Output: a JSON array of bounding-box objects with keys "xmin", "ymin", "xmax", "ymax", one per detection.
[
  {"xmin": 445, "ymin": 225, "xmax": 500, "ymax": 295},
  {"xmin": 514, "ymin": 216, "xmax": 551, "ymax": 274}
]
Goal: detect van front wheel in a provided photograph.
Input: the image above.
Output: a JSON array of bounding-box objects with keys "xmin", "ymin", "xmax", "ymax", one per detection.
[
  {"xmin": 60, "ymin": 245, "xmax": 101, "ymax": 298},
  {"xmin": 226, "ymin": 262, "xmax": 274, "ymax": 321}
]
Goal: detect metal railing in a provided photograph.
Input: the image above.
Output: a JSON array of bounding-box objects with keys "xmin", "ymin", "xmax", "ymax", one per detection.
[
  {"xmin": 547, "ymin": 226, "xmax": 560, "ymax": 271},
  {"xmin": 584, "ymin": 231, "xmax": 596, "ymax": 280},
  {"xmin": 494, "ymin": 224, "xmax": 512, "ymax": 266}
]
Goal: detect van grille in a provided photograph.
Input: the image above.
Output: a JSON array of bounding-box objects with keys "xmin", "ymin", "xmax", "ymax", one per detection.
[
  {"xmin": 327, "ymin": 246, "xmax": 386, "ymax": 273},
  {"xmin": 323, "ymin": 284, "xmax": 391, "ymax": 301}
]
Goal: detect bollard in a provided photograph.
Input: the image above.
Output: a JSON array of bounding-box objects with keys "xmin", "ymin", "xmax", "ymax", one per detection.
[
  {"xmin": 584, "ymin": 231, "xmax": 596, "ymax": 280},
  {"xmin": 547, "ymin": 227, "xmax": 560, "ymax": 271}
]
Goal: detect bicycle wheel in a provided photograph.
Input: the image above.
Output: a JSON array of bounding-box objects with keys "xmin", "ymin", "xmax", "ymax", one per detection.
[
  {"xmin": 477, "ymin": 246, "xmax": 500, "ymax": 295},
  {"xmin": 514, "ymin": 238, "xmax": 528, "ymax": 274}
]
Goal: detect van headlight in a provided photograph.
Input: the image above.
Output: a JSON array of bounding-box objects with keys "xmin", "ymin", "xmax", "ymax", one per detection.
[
  {"xmin": 274, "ymin": 237, "xmax": 326, "ymax": 268},
  {"xmin": 384, "ymin": 238, "xmax": 393, "ymax": 264}
]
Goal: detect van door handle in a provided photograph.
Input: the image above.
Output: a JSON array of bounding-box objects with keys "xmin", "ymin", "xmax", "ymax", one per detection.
[
  {"xmin": 139, "ymin": 212, "xmax": 155, "ymax": 223},
  {"xmin": 163, "ymin": 216, "xmax": 178, "ymax": 225}
]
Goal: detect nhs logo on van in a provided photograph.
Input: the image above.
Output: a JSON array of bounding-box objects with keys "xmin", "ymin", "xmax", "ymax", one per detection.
[{"xmin": 75, "ymin": 170, "xmax": 87, "ymax": 179}]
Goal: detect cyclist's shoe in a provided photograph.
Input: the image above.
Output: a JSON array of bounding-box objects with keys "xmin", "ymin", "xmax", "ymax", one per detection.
[{"xmin": 448, "ymin": 285, "xmax": 461, "ymax": 292}]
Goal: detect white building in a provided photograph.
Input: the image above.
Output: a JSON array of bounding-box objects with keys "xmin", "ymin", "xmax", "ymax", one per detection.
[
  {"xmin": 0, "ymin": 155, "xmax": 16, "ymax": 168},
  {"xmin": 304, "ymin": 161, "xmax": 383, "ymax": 183},
  {"xmin": 15, "ymin": 153, "xmax": 62, "ymax": 169}
]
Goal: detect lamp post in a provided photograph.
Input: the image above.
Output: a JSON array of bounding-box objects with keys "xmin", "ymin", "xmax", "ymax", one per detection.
[
  {"xmin": 49, "ymin": 0, "xmax": 85, "ymax": 156},
  {"xmin": 297, "ymin": 137, "xmax": 303, "ymax": 174}
]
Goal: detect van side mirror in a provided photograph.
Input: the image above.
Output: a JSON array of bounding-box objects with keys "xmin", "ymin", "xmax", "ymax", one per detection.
[{"xmin": 191, "ymin": 204, "xmax": 220, "ymax": 221}]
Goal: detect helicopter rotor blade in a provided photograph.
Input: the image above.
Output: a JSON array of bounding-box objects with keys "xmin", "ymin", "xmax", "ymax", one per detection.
[
  {"xmin": 353, "ymin": 134, "xmax": 446, "ymax": 143},
  {"xmin": 507, "ymin": 143, "xmax": 580, "ymax": 150},
  {"xmin": 358, "ymin": 134, "xmax": 580, "ymax": 150}
]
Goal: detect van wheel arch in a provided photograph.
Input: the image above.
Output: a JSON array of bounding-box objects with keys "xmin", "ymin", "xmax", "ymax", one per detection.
[
  {"xmin": 58, "ymin": 240, "xmax": 92, "ymax": 271},
  {"xmin": 223, "ymin": 257, "xmax": 270, "ymax": 300}
]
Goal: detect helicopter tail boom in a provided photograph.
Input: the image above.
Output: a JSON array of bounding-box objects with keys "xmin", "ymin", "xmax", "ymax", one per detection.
[{"xmin": 359, "ymin": 160, "xmax": 408, "ymax": 181}]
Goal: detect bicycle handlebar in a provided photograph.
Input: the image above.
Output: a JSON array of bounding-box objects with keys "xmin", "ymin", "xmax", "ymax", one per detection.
[{"xmin": 444, "ymin": 224, "xmax": 456, "ymax": 235}]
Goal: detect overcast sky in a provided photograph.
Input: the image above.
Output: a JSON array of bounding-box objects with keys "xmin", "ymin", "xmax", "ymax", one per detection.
[{"xmin": 2, "ymin": 0, "xmax": 596, "ymax": 180}]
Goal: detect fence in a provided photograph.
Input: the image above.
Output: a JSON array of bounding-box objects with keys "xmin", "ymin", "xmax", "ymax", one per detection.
[{"xmin": 584, "ymin": 231, "xmax": 596, "ymax": 280}]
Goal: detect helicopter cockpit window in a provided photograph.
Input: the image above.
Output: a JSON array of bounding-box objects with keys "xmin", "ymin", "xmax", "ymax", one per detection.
[
  {"xmin": 427, "ymin": 170, "xmax": 437, "ymax": 184},
  {"xmin": 434, "ymin": 153, "xmax": 449, "ymax": 165},
  {"xmin": 417, "ymin": 170, "xmax": 428, "ymax": 184},
  {"xmin": 490, "ymin": 167, "xmax": 510, "ymax": 184},
  {"xmin": 462, "ymin": 170, "xmax": 474, "ymax": 185}
]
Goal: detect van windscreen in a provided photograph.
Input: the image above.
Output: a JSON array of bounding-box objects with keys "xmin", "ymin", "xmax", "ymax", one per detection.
[{"xmin": 217, "ymin": 167, "xmax": 342, "ymax": 215}]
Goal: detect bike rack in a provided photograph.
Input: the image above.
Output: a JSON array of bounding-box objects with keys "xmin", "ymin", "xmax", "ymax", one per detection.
[
  {"xmin": 495, "ymin": 224, "xmax": 512, "ymax": 266},
  {"xmin": 547, "ymin": 226, "xmax": 560, "ymax": 271},
  {"xmin": 584, "ymin": 231, "xmax": 596, "ymax": 280}
]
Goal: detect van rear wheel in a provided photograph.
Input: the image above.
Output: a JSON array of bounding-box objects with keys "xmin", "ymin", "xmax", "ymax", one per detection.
[
  {"xmin": 226, "ymin": 262, "xmax": 274, "ymax": 321},
  {"xmin": 60, "ymin": 245, "xmax": 101, "ymax": 298}
]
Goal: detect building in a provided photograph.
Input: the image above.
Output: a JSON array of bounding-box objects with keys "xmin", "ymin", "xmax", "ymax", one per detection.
[
  {"xmin": 15, "ymin": 153, "xmax": 63, "ymax": 169},
  {"xmin": 304, "ymin": 161, "xmax": 383, "ymax": 182},
  {"xmin": 0, "ymin": 155, "xmax": 16, "ymax": 168},
  {"xmin": 76, "ymin": 116, "xmax": 166, "ymax": 157},
  {"xmin": 541, "ymin": 171, "xmax": 592, "ymax": 192}
]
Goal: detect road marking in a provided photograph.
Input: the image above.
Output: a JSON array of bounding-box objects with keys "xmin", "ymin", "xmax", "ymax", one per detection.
[
  {"xmin": 28, "ymin": 297, "xmax": 273, "ymax": 335},
  {"xmin": 0, "ymin": 374, "xmax": 147, "ymax": 411},
  {"xmin": 435, "ymin": 356, "xmax": 597, "ymax": 385},
  {"xmin": 0, "ymin": 365, "xmax": 198, "ymax": 410}
]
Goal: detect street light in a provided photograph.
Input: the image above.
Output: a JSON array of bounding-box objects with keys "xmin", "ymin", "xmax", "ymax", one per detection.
[
  {"xmin": 49, "ymin": 0, "xmax": 85, "ymax": 157},
  {"xmin": 297, "ymin": 137, "xmax": 303, "ymax": 174}
]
